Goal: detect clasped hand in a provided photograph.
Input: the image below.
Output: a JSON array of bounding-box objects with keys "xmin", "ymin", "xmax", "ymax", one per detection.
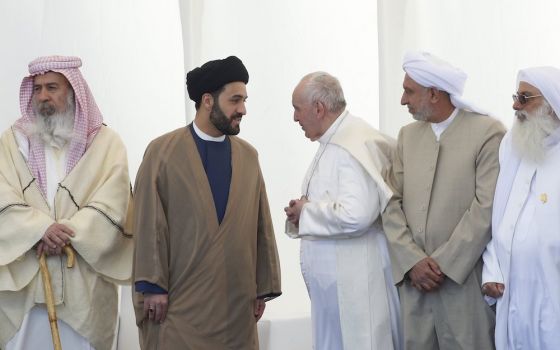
[
  {"xmin": 36, "ymin": 223, "xmax": 75, "ymax": 257},
  {"xmin": 409, "ymin": 257, "xmax": 444, "ymax": 292},
  {"xmin": 284, "ymin": 196, "xmax": 309, "ymax": 227},
  {"xmin": 481, "ymin": 282, "xmax": 505, "ymax": 298}
]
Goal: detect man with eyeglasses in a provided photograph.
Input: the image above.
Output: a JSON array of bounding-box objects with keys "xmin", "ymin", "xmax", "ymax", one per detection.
[
  {"xmin": 482, "ymin": 66, "xmax": 560, "ymax": 350},
  {"xmin": 382, "ymin": 51, "xmax": 506, "ymax": 349}
]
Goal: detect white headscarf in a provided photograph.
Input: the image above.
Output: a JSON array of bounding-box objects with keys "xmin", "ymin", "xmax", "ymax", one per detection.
[
  {"xmin": 517, "ymin": 66, "xmax": 560, "ymax": 118},
  {"xmin": 402, "ymin": 51, "xmax": 487, "ymax": 115}
]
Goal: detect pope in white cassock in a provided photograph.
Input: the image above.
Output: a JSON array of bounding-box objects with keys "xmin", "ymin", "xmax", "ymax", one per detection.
[
  {"xmin": 482, "ymin": 66, "xmax": 560, "ymax": 350},
  {"xmin": 284, "ymin": 72, "xmax": 402, "ymax": 350},
  {"xmin": 0, "ymin": 56, "xmax": 133, "ymax": 350}
]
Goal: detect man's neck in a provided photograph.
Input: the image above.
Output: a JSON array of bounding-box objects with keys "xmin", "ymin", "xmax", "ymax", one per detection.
[
  {"xmin": 429, "ymin": 105, "xmax": 455, "ymax": 123},
  {"xmin": 194, "ymin": 113, "xmax": 223, "ymax": 137}
]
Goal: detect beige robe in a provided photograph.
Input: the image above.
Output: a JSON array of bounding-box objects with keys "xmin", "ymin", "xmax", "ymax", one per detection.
[
  {"xmin": 382, "ymin": 110, "xmax": 505, "ymax": 349},
  {"xmin": 0, "ymin": 126, "xmax": 133, "ymax": 350},
  {"xmin": 132, "ymin": 127, "xmax": 282, "ymax": 350}
]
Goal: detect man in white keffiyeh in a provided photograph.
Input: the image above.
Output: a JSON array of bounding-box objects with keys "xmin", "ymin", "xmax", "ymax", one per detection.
[
  {"xmin": 482, "ymin": 66, "xmax": 560, "ymax": 350},
  {"xmin": 0, "ymin": 56, "xmax": 133, "ymax": 350}
]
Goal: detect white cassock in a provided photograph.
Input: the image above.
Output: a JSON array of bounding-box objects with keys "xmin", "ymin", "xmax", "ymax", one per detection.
[
  {"xmin": 6, "ymin": 132, "xmax": 95, "ymax": 350},
  {"xmin": 287, "ymin": 112, "xmax": 402, "ymax": 350},
  {"xmin": 483, "ymin": 128, "xmax": 560, "ymax": 350}
]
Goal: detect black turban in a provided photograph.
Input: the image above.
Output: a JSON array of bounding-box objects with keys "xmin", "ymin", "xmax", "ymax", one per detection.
[{"xmin": 186, "ymin": 56, "xmax": 249, "ymax": 103}]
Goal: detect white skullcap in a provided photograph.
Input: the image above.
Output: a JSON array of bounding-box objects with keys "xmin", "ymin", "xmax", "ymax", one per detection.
[
  {"xmin": 517, "ymin": 66, "xmax": 560, "ymax": 118},
  {"xmin": 403, "ymin": 51, "xmax": 487, "ymax": 115}
]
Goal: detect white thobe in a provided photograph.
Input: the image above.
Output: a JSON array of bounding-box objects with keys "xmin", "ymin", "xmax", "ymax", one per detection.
[
  {"xmin": 6, "ymin": 133, "xmax": 95, "ymax": 350},
  {"xmin": 287, "ymin": 112, "xmax": 401, "ymax": 350},
  {"xmin": 483, "ymin": 127, "xmax": 560, "ymax": 350}
]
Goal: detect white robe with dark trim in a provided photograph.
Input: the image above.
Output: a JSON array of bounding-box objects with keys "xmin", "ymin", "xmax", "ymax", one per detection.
[{"xmin": 0, "ymin": 125, "xmax": 133, "ymax": 350}]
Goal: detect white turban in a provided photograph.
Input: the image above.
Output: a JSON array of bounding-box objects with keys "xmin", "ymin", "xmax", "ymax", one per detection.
[
  {"xmin": 517, "ymin": 66, "xmax": 560, "ymax": 118},
  {"xmin": 402, "ymin": 51, "xmax": 486, "ymax": 115}
]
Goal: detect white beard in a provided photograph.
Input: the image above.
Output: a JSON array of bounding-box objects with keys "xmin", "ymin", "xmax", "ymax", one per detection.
[
  {"xmin": 30, "ymin": 93, "xmax": 75, "ymax": 149},
  {"xmin": 511, "ymin": 101, "xmax": 560, "ymax": 163}
]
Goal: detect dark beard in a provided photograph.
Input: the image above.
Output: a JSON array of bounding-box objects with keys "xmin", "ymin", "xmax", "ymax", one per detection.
[{"xmin": 210, "ymin": 102, "xmax": 241, "ymax": 135}]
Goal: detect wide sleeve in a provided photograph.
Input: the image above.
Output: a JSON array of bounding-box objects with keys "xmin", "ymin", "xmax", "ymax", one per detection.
[
  {"xmin": 131, "ymin": 142, "xmax": 170, "ymax": 293},
  {"xmin": 58, "ymin": 133, "xmax": 133, "ymax": 284},
  {"xmin": 0, "ymin": 132, "xmax": 54, "ymax": 290},
  {"xmin": 382, "ymin": 128, "xmax": 428, "ymax": 284},
  {"xmin": 430, "ymin": 122, "xmax": 505, "ymax": 284},
  {"xmin": 482, "ymin": 239, "xmax": 504, "ymax": 285},
  {"xmin": 255, "ymin": 166, "xmax": 282, "ymax": 301},
  {"xmin": 297, "ymin": 148, "xmax": 381, "ymax": 238}
]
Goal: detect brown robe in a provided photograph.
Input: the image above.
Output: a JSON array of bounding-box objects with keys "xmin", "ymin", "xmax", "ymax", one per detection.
[{"xmin": 132, "ymin": 126, "xmax": 281, "ymax": 350}]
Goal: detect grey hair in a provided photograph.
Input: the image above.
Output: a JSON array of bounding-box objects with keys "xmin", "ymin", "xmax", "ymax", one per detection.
[{"xmin": 299, "ymin": 72, "xmax": 346, "ymax": 114}]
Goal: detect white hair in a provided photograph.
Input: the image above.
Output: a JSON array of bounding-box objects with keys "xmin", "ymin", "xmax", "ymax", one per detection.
[
  {"xmin": 300, "ymin": 71, "xmax": 346, "ymax": 114},
  {"xmin": 511, "ymin": 99, "xmax": 560, "ymax": 163}
]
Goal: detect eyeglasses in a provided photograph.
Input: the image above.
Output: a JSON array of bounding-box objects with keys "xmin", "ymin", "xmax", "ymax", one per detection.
[{"xmin": 512, "ymin": 93, "xmax": 542, "ymax": 105}]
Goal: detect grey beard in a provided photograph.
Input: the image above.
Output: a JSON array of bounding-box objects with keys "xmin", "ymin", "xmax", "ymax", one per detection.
[
  {"xmin": 511, "ymin": 102, "xmax": 560, "ymax": 163},
  {"xmin": 30, "ymin": 93, "xmax": 76, "ymax": 149}
]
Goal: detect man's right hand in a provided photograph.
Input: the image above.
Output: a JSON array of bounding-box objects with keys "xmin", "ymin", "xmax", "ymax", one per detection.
[
  {"xmin": 144, "ymin": 293, "xmax": 169, "ymax": 323},
  {"xmin": 482, "ymin": 282, "xmax": 504, "ymax": 298},
  {"xmin": 42, "ymin": 223, "xmax": 74, "ymax": 249},
  {"xmin": 408, "ymin": 257, "xmax": 444, "ymax": 292}
]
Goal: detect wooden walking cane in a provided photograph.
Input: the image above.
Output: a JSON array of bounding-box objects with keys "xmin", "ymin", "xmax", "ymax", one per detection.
[{"xmin": 38, "ymin": 245, "xmax": 76, "ymax": 350}]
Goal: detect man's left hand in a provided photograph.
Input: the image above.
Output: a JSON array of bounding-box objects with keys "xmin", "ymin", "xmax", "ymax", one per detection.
[{"xmin": 254, "ymin": 298, "xmax": 266, "ymax": 321}]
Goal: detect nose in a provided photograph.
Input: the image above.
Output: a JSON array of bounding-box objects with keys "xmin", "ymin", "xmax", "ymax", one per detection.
[
  {"xmin": 512, "ymin": 99, "xmax": 522, "ymax": 111},
  {"xmin": 293, "ymin": 112, "xmax": 299, "ymax": 122},
  {"xmin": 238, "ymin": 101, "xmax": 247, "ymax": 115},
  {"xmin": 400, "ymin": 92, "xmax": 407, "ymax": 106}
]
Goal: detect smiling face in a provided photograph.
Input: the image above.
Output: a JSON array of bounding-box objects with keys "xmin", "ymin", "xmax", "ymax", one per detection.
[
  {"xmin": 209, "ymin": 81, "xmax": 248, "ymax": 135},
  {"xmin": 292, "ymin": 81, "xmax": 323, "ymax": 141},
  {"xmin": 32, "ymin": 72, "xmax": 72, "ymax": 117}
]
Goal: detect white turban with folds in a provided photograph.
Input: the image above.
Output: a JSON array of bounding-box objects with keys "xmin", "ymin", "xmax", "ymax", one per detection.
[
  {"xmin": 402, "ymin": 51, "xmax": 486, "ymax": 115},
  {"xmin": 517, "ymin": 66, "xmax": 560, "ymax": 119}
]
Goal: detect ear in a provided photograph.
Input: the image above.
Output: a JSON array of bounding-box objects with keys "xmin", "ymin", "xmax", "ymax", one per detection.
[
  {"xmin": 428, "ymin": 87, "xmax": 440, "ymax": 103},
  {"xmin": 201, "ymin": 93, "xmax": 214, "ymax": 111},
  {"xmin": 315, "ymin": 101, "xmax": 326, "ymax": 118}
]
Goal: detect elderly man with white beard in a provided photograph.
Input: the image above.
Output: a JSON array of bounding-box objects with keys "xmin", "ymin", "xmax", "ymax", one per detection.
[
  {"xmin": 482, "ymin": 66, "xmax": 560, "ymax": 350},
  {"xmin": 0, "ymin": 56, "xmax": 133, "ymax": 350}
]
